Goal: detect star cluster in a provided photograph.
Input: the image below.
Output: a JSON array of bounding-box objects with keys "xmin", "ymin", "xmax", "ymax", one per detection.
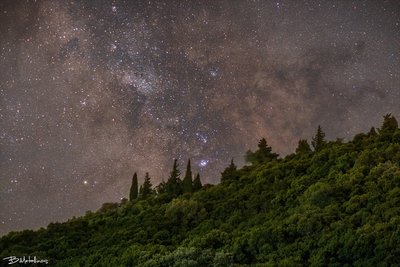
[{"xmin": 0, "ymin": 0, "xmax": 399, "ymax": 234}]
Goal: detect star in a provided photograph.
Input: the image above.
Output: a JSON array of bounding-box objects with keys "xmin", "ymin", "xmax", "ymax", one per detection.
[
  {"xmin": 80, "ymin": 99, "xmax": 87, "ymax": 106},
  {"xmin": 199, "ymin": 160, "xmax": 209, "ymax": 167},
  {"xmin": 210, "ymin": 69, "xmax": 218, "ymax": 77}
]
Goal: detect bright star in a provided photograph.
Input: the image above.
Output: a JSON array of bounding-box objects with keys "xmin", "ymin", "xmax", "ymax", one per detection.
[{"xmin": 199, "ymin": 159, "xmax": 209, "ymax": 167}]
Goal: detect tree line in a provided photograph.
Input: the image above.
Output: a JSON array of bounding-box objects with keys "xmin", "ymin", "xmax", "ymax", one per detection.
[
  {"xmin": 129, "ymin": 159, "xmax": 203, "ymax": 201},
  {"xmin": 222, "ymin": 114, "xmax": 398, "ymax": 182},
  {"xmin": 1, "ymin": 114, "xmax": 400, "ymax": 266},
  {"xmin": 130, "ymin": 114, "xmax": 399, "ymax": 192}
]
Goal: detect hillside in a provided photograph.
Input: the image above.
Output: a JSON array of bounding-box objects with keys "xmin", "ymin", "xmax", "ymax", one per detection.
[{"xmin": 1, "ymin": 114, "xmax": 400, "ymax": 266}]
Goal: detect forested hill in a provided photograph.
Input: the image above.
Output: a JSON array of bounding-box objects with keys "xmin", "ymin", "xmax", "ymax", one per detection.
[{"xmin": 1, "ymin": 114, "xmax": 400, "ymax": 266}]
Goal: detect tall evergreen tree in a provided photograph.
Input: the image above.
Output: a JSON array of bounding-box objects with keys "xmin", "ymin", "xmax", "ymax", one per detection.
[
  {"xmin": 193, "ymin": 173, "xmax": 202, "ymax": 191},
  {"xmin": 258, "ymin": 138, "xmax": 272, "ymax": 155},
  {"xmin": 379, "ymin": 114, "xmax": 398, "ymax": 134},
  {"xmin": 378, "ymin": 114, "xmax": 398, "ymax": 141},
  {"xmin": 129, "ymin": 172, "xmax": 138, "ymax": 201},
  {"xmin": 182, "ymin": 159, "xmax": 193, "ymax": 193},
  {"xmin": 296, "ymin": 139, "xmax": 312, "ymax": 154},
  {"xmin": 245, "ymin": 138, "xmax": 278, "ymax": 164},
  {"xmin": 311, "ymin": 125, "xmax": 326, "ymax": 151},
  {"xmin": 166, "ymin": 159, "xmax": 182, "ymax": 196},
  {"xmin": 221, "ymin": 158, "xmax": 238, "ymax": 182},
  {"xmin": 139, "ymin": 172, "xmax": 153, "ymax": 199}
]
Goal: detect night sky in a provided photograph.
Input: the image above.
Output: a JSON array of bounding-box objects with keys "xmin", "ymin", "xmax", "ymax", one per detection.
[{"xmin": 1, "ymin": 0, "xmax": 399, "ymax": 235}]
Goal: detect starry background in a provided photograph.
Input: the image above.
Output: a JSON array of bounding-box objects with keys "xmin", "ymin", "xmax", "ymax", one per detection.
[{"xmin": 0, "ymin": 0, "xmax": 399, "ymax": 235}]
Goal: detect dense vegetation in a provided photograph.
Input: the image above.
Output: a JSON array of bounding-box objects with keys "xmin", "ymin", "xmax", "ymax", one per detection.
[{"xmin": 1, "ymin": 114, "xmax": 400, "ymax": 266}]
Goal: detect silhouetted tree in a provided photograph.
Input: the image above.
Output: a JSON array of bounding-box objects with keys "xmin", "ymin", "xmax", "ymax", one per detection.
[
  {"xmin": 166, "ymin": 159, "xmax": 182, "ymax": 196},
  {"xmin": 221, "ymin": 158, "xmax": 238, "ymax": 182},
  {"xmin": 258, "ymin": 138, "xmax": 271, "ymax": 155},
  {"xmin": 379, "ymin": 114, "xmax": 398, "ymax": 135},
  {"xmin": 182, "ymin": 159, "xmax": 193, "ymax": 193},
  {"xmin": 139, "ymin": 172, "xmax": 153, "ymax": 199},
  {"xmin": 378, "ymin": 114, "xmax": 398, "ymax": 142},
  {"xmin": 245, "ymin": 138, "xmax": 278, "ymax": 164},
  {"xmin": 193, "ymin": 173, "xmax": 202, "ymax": 191},
  {"xmin": 296, "ymin": 139, "xmax": 312, "ymax": 154},
  {"xmin": 129, "ymin": 172, "xmax": 138, "ymax": 201},
  {"xmin": 311, "ymin": 125, "xmax": 326, "ymax": 151}
]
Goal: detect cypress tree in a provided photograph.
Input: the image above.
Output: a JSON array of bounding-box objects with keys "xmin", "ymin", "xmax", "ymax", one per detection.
[
  {"xmin": 193, "ymin": 173, "xmax": 202, "ymax": 191},
  {"xmin": 129, "ymin": 172, "xmax": 138, "ymax": 201},
  {"xmin": 182, "ymin": 159, "xmax": 193, "ymax": 193},
  {"xmin": 139, "ymin": 172, "xmax": 153, "ymax": 199},
  {"xmin": 311, "ymin": 125, "xmax": 326, "ymax": 151},
  {"xmin": 166, "ymin": 159, "xmax": 182, "ymax": 196}
]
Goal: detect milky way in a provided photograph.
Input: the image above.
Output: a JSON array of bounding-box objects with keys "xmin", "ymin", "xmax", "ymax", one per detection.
[{"xmin": 1, "ymin": 0, "xmax": 399, "ymax": 234}]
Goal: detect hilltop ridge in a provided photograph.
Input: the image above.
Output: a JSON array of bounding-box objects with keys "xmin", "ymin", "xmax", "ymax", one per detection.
[{"xmin": 1, "ymin": 114, "xmax": 400, "ymax": 266}]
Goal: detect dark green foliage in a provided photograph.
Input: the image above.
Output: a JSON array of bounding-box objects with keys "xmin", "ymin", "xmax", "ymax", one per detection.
[
  {"xmin": 139, "ymin": 172, "xmax": 153, "ymax": 199},
  {"xmin": 2, "ymin": 115, "xmax": 400, "ymax": 266},
  {"xmin": 368, "ymin": 126, "xmax": 377, "ymax": 136},
  {"xmin": 165, "ymin": 159, "xmax": 182, "ymax": 196},
  {"xmin": 182, "ymin": 159, "xmax": 193, "ymax": 193},
  {"xmin": 193, "ymin": 173, "xmax": 202, "ymax": 192},
  {"xmin": 380, "ymin": 113, "xmax": 398, "ymax": 134},
  {"xmin": 245, "ymin": 138, "xmax": 279, "ymax": 164},
  {"xmin": 296, "ymin": 139, "xmax": 312, "ymax": 154},
  {"xmin": 129, "ymin": 172, "xmax": 138, "ymax": 201},
  {"xmin": 221, "ymin": 159, "xmax": 238, "ymax": 183},
  {"xmin": 378, "ymin": 113, "xmax": 399, "ymax": 142},
  {"xmin": 311, "ymin": 125, "xmax": 326, "ymax": 151}
]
